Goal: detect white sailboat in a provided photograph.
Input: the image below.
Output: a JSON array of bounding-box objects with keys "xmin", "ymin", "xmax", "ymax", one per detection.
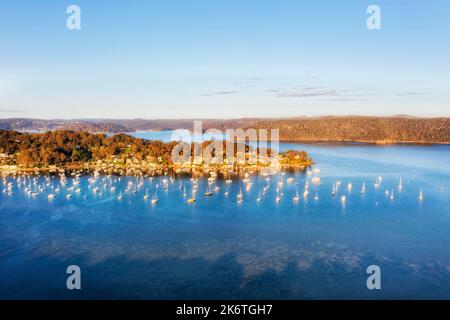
[
  {"xmin": 361, "ymin": 182, "xmax": 366, "ymax": 195},
  {"xmin": 331, "ymin": 182, "xmax": 337, "ymax": 196},
  {"xmin": 347, "ymin": 182, "xmax": 353, "ymax": 192},
  {"xmin": 204, "ymin": 185, "xmax": 213, "ymax": 196},
  {"xmin": 293, "ymin": 189, "xmax": 300, "ymax": 202},
  {"xmin": 256, "ymin": 192, "xmax": 262, "ymax": 202},
  {"xmin": 237, "ymin": 188, "xmax": 243, "ymax": 203},
  {"xmin": 151, "ymin": 191, "xmax": 158, "ymax": 204},
  {"xmin": 225, "ymin": 172, "xmax": 232, "ymax": 184}
]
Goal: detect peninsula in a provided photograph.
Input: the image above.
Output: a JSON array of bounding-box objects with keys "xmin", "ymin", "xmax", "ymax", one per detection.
[{"xmin": 0, "ymin": 130, "xmax": 311, "ymax": 176}]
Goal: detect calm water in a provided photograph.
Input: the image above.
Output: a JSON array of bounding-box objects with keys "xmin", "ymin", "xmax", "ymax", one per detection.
[{"xmin": 1, "ymin": 131, "xmax": 450, "ymax": 299}]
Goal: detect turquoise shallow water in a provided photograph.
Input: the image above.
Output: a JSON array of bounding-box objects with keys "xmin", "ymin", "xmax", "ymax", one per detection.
[{"xmin": 1, "ymin": 132, "xmax": 450, "ymax": 299}]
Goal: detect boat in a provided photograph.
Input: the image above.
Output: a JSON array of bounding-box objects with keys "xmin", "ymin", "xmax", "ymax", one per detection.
[
  {"xmin": 331, "ymin": 183, "xmax": 337, "ymax": 196},
  {"xmin": 204, "ymin": 186, "xmax": 213, "ymax": 196},
  {"xmin": 187, "ymin": 189, "xmax": 196, "ymax": 203},
  {"xmin": 419, "ymin": 189, "xmax": 424, "ymax": 201},
  {"xmin": 237, "ymin": 188, "xmax": 243, "ymax": 203},
  {"xmin": 398, "ymin": 178, "xmax": 403, "ymax": 191},
  {"xmin": 144, "ymin": 189, "xmax": 149, "ymax": 200},
  {"xmin": 117, "ymin": 192, "xmax": 123, "ymax": 200},
  {"xmin": 347, "ymin": 182, "xmax": 353, "ymax": 191},
  {"xmin": 311, "ymin": 176, "xmax": 321, "ymax": 185},
  {"xmin": 293, "ymin": 189, "xmax": 300, "ymax": 202},
  {"xmin": 256, "ymin": 193, "xmax": 262, "ymax": 202},
  {"xmin": 361, "ymin": 182, "xmax": 366, "ymax": 195},
  {"xmin": 341, "ymin": 195, "xmax": 347, "ymax": 203},
  {"xmin": 47, "ymin": 194, "xmax": 56, "ymax": 200},
  {"xmin": 151, "ymin": 192, "xmax": 158, "ymax": 204},
  {"xmin": 390, "ymin": 189, "xmax": 394, "ymax": 200},
  {"xmin": 225, "ymin": 172, "xmax": 232, "ymax": 184}
]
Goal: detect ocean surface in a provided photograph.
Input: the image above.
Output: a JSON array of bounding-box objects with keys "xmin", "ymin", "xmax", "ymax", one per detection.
[{"xmin": 1, "ymin": 131, "xmax": 450, "ymax": 299}]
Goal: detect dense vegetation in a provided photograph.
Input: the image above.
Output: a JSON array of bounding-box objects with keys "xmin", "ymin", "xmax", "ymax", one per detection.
[
  {"xmin": 0, "ymin": 130, "xmax": 177, "ymax": 167},
  {"xmin": 250, "ymin": 117, "xmax": 450, "ymax": 144}
]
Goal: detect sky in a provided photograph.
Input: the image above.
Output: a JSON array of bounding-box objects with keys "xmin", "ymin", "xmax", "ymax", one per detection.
[{"xmin": 0, "ymin": 0, "xmax": 449, "ymax": 119}]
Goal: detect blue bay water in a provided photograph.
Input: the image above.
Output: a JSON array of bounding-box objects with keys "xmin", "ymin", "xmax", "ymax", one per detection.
[{"xmin": 1, "ymin": 131, "xmax": 450, "ymax": 299}]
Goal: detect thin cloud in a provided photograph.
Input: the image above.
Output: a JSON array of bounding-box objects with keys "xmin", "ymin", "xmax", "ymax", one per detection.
[
  {"xmin": 266, "ymin": 85, "xmax": 341, "ymax": 98},
  {"xmin": 0, "ymin": 108, "xmax": 23, "ymax": 113},
  {"xmin": 266, "ymin": 85, "xmax": 378, "ymax": 101},
  {"xmin": 201, "ymin": 90, "xmax": 237, "ymax": 97},
  {"xmin": 396, "ymin": 91, "xmax": 426, "ymax": 96}
]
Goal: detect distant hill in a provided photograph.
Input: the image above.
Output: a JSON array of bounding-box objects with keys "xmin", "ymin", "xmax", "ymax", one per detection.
[
  {"xmin": 1, "ymin": 116, "xmax": 449, "ymax": 144},
  {"xmin": 0, "ymin": 118, "xmax": 128, "ymax": 133},
  {"xmin": 248, "ymin": 116, "xmax": 450, "ymax": 144}
]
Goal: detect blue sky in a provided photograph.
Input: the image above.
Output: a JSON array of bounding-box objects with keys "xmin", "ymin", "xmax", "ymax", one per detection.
[{"xmin": 0, "ymin": 0, "xmax": 449, "ymax": 119}]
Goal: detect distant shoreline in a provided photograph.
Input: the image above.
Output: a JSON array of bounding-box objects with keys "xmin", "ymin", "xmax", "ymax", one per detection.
[{"xmin": 2, "ymin": 116, "xmax": 450, "ymax": 145}]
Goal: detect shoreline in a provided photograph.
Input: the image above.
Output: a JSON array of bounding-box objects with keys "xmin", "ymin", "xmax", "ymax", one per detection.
[
  {"xmin": 276, "ymin": 139, "xmax": 450, "ymax": 146},
  {"xmin": 0, "ymin": 161, "xmax": 313, "ymax": 176}
]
